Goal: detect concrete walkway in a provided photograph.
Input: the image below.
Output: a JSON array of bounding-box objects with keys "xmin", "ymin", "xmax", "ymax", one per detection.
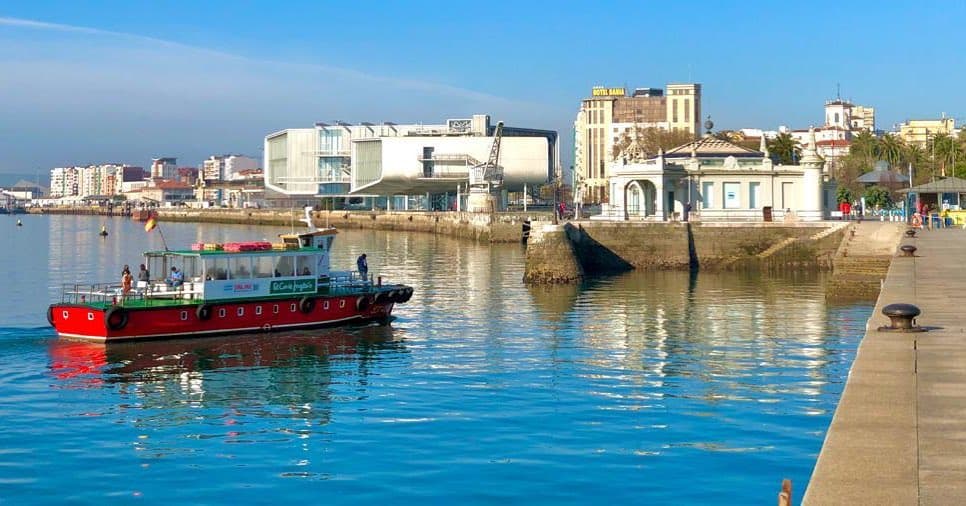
[{"xmin": 804, "ymin": 226, "xmax": 966, "ymax": 505}]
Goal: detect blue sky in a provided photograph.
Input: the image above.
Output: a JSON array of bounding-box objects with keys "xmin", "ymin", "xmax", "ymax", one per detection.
[{"xmin": 1, "ymin": 1, "xmax": 964, "ymax": 175}]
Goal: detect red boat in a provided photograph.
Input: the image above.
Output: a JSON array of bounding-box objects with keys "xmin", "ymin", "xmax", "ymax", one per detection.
[{"xmin": 48, "ymin": 210, "xmax": 413, "ymax": 342}]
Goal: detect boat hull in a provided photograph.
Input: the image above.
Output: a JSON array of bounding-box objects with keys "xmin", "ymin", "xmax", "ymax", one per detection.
[{"xmin": 49, "ymin": 294, "xmax": 396, "ymax": 342}]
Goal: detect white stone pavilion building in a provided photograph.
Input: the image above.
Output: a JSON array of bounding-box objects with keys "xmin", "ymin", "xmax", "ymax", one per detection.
[{"xmin": 603, "ymin": 128, "xmax": 835, "ymax": 222}]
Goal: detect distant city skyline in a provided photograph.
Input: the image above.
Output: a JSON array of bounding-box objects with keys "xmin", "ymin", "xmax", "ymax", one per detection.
[{"xmin": 1, "ymin": 1, "xmax": 964, "ymax": 174}]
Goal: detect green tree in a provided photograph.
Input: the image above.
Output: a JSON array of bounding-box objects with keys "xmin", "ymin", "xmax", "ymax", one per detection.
[
  {"xmin": 878, "ymin": 134, "xmax": 906, "ymax": 169},
  {"xmin": 836, "ymin": 186, "xmax": 854, "ymax": 204},
  {"xmin": 863, "ymin": 185, "xmax": 894, "ymax": 210},
  {"xmin": 849, "ymin": 130, "xmax": 880, "ymax": 161},
  {"xmin": 767, "ymin": 132, "xmax": 801, "ymax": 165},
  {"xmin": 932, "ymin": 133, "xmax": 958, "ymax": 177}
]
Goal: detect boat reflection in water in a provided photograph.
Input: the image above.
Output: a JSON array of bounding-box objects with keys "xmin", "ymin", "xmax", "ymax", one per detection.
[{"xmin": 48, "ymin": 325, "xmax": 406, "ymax": 416}]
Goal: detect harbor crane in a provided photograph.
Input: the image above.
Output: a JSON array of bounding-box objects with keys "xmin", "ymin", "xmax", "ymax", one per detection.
[{"xmin": 466, "ymin": 122, "xmax": 504, "ymax": 212}]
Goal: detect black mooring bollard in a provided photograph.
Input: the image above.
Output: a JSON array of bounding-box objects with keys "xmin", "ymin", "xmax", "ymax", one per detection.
[
  {"xmin": 899, "ymin": 245, "xmax": 917, "ymax": 257},
  {"xmin": 878, "ymin": 303, "xmax": 925, "ymax": 332}
]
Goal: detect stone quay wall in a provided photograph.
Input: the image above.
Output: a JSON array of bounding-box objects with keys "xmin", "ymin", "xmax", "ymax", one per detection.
[
  {"xmin": 572, "ymin": 222, "xmax": 843, "ymax": 270},
  {"xmin": 153, "ymin": 208, "xmax": 551, "ymax": 243},
  {"xmin": 524, "ymin": 221, "xmax": 848, "ymax": 284}
]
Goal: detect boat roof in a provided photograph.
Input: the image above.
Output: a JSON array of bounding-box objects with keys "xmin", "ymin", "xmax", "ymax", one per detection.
[
  {"xmin": 279, "ymin": 228, "xmax": 339, "ymax": 239},
  {"xmin": 145, "ymin": 247, "xmax": 326, "ymax": 257}
]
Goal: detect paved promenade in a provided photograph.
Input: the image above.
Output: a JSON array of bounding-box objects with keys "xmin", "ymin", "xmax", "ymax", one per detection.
[{"xmin": 804, "ymin": 225, "xmax": 966, "ymax": 505}]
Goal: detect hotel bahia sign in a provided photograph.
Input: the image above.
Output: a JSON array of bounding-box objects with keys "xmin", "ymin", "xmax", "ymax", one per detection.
[{"xmin": 591, "ymin": 86, "xmax": 626, "ymax": 97}]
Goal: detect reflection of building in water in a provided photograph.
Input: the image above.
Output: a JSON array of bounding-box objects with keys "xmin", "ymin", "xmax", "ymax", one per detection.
[{"xmin": 570, "ymin": 270, "xmax": 835, "ymax": 399}]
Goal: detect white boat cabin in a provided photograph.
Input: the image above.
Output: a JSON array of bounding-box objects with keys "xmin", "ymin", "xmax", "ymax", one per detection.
[{"xmin": 140, "ymin": 229, "xmax": 353, "ymax": 301}]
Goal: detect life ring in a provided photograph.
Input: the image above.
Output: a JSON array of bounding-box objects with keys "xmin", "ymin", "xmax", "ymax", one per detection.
[
  {"xmin": 196, "ymin": 304, "xmax": 213, "ymax": 321},
  {"xmin": 356, "ymin": 296, "xmax": 371, "ymax": 311},
  {"xmin": 912, "ymin": 213, "xmax": 922, "ymax": 228},
  {"xmin": 299, "ymin": 297, "xmax": 316, "ymax": 314},
  {"xmin": 104, "ymin": 307, "xmax": 129, "ymax": 331}
]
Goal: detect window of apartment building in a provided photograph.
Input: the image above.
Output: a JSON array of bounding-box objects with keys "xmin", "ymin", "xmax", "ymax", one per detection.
[
  {"xmin": 701, "ymin": 182, "xmax": 714, "ymax": 208},
  {"xmin": 672, "ymin": 99, "xmax": 678, "ymax": 123},
  {"xmin": 684, "ymin": 99, "xmax": 690, "ymax": 123},
  {"xmin": 749, "ymin": 182, "xmax": 761, "ymax": 209}
]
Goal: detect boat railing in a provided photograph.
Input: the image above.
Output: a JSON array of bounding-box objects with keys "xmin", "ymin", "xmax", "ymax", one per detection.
[{"xmin": 60, "ymin": 281, "xmax": 204, "ymax": 306}]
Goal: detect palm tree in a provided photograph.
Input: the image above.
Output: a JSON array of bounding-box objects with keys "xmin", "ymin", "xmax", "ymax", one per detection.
[
  {"xmin": 877, "ymin": 134, "xmax": 906, "ymax": 169},
  {"xmin": 767, "ymin": 132, "xmax": 801, "ymax": 165},
  {"xmin": 850, "ymin": 130, "xmax": 880, "ymax": 161},
  {"xmin": 932, "ymin": 133, "xmax": 957, "ymax": 177}
]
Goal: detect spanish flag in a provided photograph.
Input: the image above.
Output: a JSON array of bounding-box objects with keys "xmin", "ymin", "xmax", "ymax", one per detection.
[{"xmin": 144, "ymin": 217, "xmax": 157, "ymax": 232}]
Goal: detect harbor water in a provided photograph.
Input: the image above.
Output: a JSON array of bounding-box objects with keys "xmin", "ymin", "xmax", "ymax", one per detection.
[{"xmin": 0, "ymin": 214, "xmax": 871, "ymax": 504}]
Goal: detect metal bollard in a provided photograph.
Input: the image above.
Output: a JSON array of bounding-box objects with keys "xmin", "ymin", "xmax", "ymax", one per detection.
[
  {"xmin": 878, "ymin": 303, "xmax": 925, "ymax": 332},
  {"xmin": 899, "ymin": 245, "xmax": 917, "ymax": 257}
]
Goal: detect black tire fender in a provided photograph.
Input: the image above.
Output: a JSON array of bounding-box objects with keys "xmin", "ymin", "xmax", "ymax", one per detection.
[
  {"xmin": 356, "ymin": 296, "xmax": 371, "ymax": 311},
  {"xmin": 397, "ymin": 287, "xmax": 413, "ymax": 303},
  {"xmin": 299, "ymin": 297, "xmax": 315, "ymax": 314},
  {"xmin": 196, "ymin": 304, "xmax": 213, "ymax": 321},
  {"xmin": 46, "ymin": 306, "xmax": 55, "ymax": 327},
  {"xmin": 104, "ymin": 307, "xmax": 129, "ymax": 331},
  {"xmin": 374, "ymin": 291, "xmax": 390, "ymax": 304}
]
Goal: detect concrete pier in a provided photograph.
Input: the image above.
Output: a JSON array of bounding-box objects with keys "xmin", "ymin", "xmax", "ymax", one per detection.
[
  {"xmin": 523, "ymin": 222, "xmax": 583, "ymax": 284},
  {"xmin": 804, "ymin": 227, "xmax": 966, "ymax": 505}
]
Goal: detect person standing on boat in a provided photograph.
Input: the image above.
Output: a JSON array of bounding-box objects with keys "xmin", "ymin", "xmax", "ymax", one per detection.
[
  {"xmin": 138, "ymin": 264, "xmax": 150, "ymax": 284},
  {"xmin": 166, "ymin": 267, "xmax": 184, "ymax": 288},
  {"xmin": 357, "ymin": 253, "xmax": 368, "ymax": 282},
  {"xmin": 121, "ymin": 268, "xmax": 133, "ymax": 297}
]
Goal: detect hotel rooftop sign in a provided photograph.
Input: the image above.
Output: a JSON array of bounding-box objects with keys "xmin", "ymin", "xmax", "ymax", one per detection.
[{"xmin": 591, "ymin": 86, "xmax": 626, "ymax": 97}]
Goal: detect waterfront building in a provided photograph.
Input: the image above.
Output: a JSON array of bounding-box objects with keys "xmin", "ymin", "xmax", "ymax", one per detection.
[
  {"xmin": 897, "ymin": 116, "xmax": 957, "ymax": 147},
  {"xmin": 605, "ymin": 129, "xmax": 833, "ymax": 222},
  {"xmin": 50, "ymin": 167, "xmax": 80, "ymax": 198},
  {"xmin": 202, "ymin": 154, "xmax": 258, "ymax": 182},
  {"xmin": 140, "ymin": 180, "xmax": 194, "ymax": 205},
  {"xmin": 264, "ymin": 114, "xmax": 557, "ymax": 209},
  {"xmin": 574, "ymin": 83, "xmax": 702, "ymax": 203},
  {"xmin": 150, "ymin": 157, "xmax": 178, "ymax": 179}
]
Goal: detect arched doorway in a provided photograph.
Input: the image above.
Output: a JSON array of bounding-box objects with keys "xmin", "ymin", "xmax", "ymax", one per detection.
[{"xmin": 624, "ymin": 180, "xmax": 657, "ymax": 219}]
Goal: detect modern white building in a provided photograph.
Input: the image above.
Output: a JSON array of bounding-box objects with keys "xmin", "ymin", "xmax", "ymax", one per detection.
[
  {"xmin": 50, "ymin": 167, "xmax": 80, "ymax": 198},
  {"xmin": 605, "ymin": 129, "xmax": 833, "ymax": 222},
  {"xmin": 264, "ymin": 114, "xmax": 558, "ymax": 201}
]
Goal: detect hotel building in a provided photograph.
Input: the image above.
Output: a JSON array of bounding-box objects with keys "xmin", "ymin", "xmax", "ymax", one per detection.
[{"xmin": 574, "ymin": 83, "xmax": 701, "ymax": 204}]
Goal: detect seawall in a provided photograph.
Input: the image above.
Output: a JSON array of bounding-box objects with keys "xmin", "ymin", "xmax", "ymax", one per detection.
[
  {"xmin": 523, "ymin": 221, "xmax": 848, "ymax": 283},
  {"xmin": 158, "ymin": 209, "xmax": 548, "ymax": 243}
]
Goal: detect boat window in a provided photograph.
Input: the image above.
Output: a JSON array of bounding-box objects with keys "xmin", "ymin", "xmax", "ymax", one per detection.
[
  {"xmin": 254, "ymin": 256, "xmax": 274, "ymax": 278},
  {"xmin": 296, "ymin": 255, "xmax": 314, "ymax": 276},
  {"xmin": 182, "ymin": 256, "xmax": 201, "ymax": 281},
  {"xmin": 208, "ymin": 257, "xmax": 229, "ymax": 280},
  {"xmin": 231, "ymin": 257, "xmax": 252, "ymax": 279},
  {"xmin": 146, "ymin": 257, "xmax": 163, "ymax": 282},
  {"xmin": 275, "ymin": 256, "xmax": 294, "ymax": 277}
]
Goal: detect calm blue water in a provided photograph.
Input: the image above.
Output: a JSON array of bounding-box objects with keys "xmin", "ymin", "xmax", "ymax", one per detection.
[{"xmin": 0, "ymin": 214, "xmax": 871, "ymax": 504}]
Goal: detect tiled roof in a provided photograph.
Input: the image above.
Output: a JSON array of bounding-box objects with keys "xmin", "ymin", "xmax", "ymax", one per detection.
[{"xmin": 664, "ymin": 136, "xmax": 762, "ymax": 158}]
